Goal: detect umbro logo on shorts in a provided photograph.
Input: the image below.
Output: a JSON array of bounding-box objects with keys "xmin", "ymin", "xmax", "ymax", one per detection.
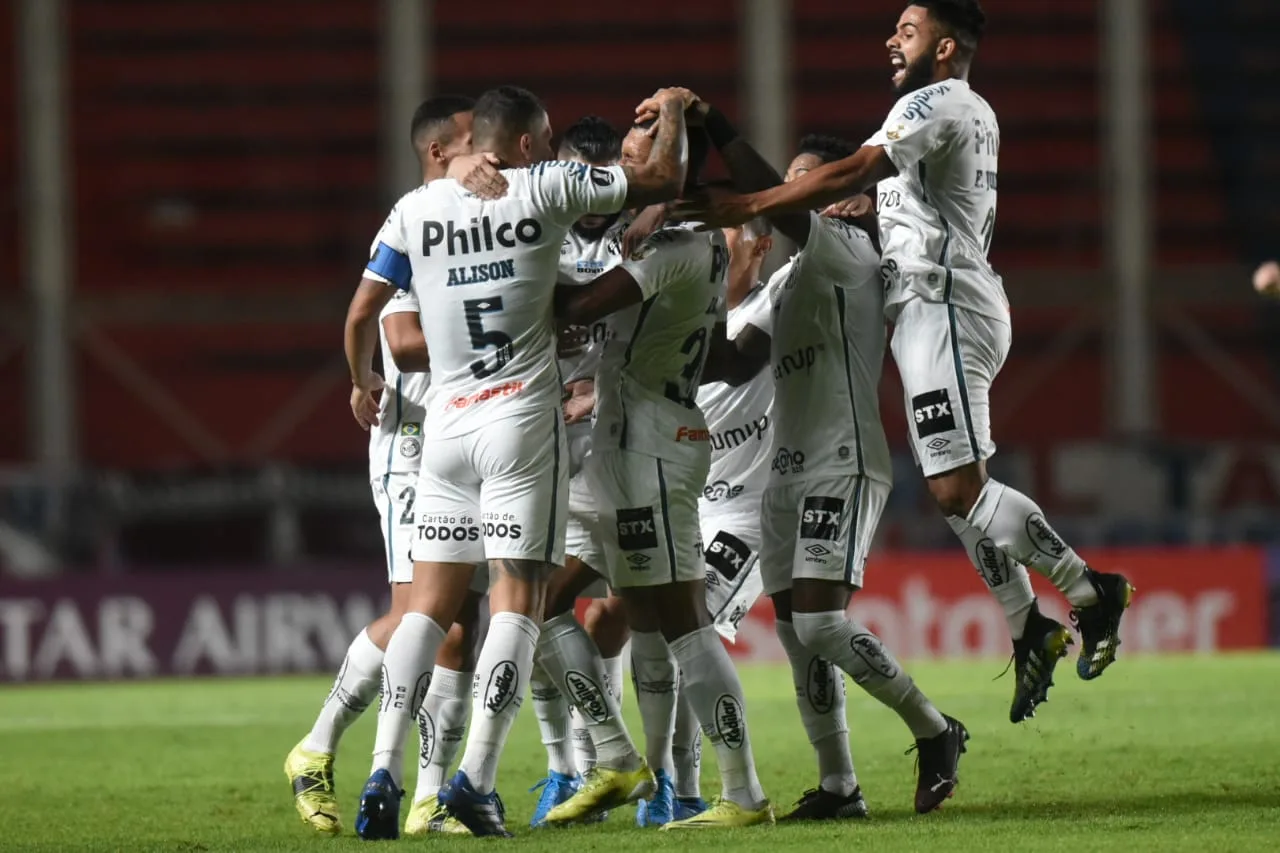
[
  {"xmin": 912, "ymin": 389, "xmax": 958, "ymax": 438},
  {"xmin": 804, "ymin": 543, "xmax": 831, "ymax": 558}
]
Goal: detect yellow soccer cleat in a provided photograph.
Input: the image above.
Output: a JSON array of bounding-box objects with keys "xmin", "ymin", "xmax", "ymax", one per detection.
[
  {"xmin": 660, "ymin": 797, "xmax": 776, "ymax": 830},
  {"xmin": 284, "ymin": 742, "xmax": 341, "ymax": 835},
  {"xmin": 543, "ymin": 761, "xmax": 656, "ymax": 825},
  {"xmin": 404, "ymin": 793, "xmax": 472, "ymax": 836}
]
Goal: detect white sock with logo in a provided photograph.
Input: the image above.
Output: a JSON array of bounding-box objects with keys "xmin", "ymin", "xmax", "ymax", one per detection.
[
  {"xmin": 371, "ymin": 613, "xmax": 447, "ymax": 787},
  {"xmin": 946, "ymin": 514, "xmax": 1037, "ymax": 639},
  {"xmin": 792, "ymin": 611, "xmax": 946, "ymax": 740},
  {"xmin": 967, "ymin": 479, "xmax": 1098, "ymax": 607},
  {"xmin": 458, "ymin": 612, "xmax": 540, "ymax": 794},
  {"xmin": 530, "ymin": 661, "xmax": 577, "ymax": 776},
  {"xmin": 305, "ymin": 628, "xmax": 384, "ymax": 755},
  {"xmin": 414, "ymin": 666, "xmax": 471, "ymax": 803},
  {"xmin": 575, "ymin": 654, "xmax": 626, "ymax": 774},
  {"xmin": 775, "ymin": 619, "xmax": 857, "ymax": 796},
  {"xmin": 671, "ymin": 680, "xmax": 703, "ymax": 799},
  {"xmin": 668, "ymin": 625, "xmax": 766, "ymax": 809},
  {"xmin": 536, "ymin": 612, "xmax": 641, "ymax": 771},
  {"xmin": 629, "ymin": 631, "xmax": 678, "ymax": 778}
]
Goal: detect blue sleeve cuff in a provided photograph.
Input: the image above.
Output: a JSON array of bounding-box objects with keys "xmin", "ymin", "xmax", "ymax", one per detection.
[{"xmin": 366, "ymin": 242, "xmax": 411, "ymax": 290}]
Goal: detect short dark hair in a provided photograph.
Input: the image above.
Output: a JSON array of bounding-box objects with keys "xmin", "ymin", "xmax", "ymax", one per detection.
[
  {"xmin": 558, "ymin": 116, "xmax": 622, "ymax": 165},
  {"xmin": 633, "ymin": 119, "xmax": 710, "ymax": 191},
  {"xmin": 409, "ymin": 94, "xmax": 474, "ymax": 148},
  {"xmin": 472, "ymin": 85, "xmax": 548, "ymax": 149},
  {"xmin": 797, "ymin": 134, "xmax": 857, "ymax": 165},
  {"xmin": 914, "ymin": 0, "xmax": 986, "ymax": 59}
]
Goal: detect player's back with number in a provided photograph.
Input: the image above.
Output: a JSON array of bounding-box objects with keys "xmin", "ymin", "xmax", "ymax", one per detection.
[{"xmin": 871, "ymin": 80, "xmax": 1003, "ymax": 320}]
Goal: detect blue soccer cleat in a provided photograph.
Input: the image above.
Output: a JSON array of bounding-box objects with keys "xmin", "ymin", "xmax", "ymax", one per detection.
[
  {"xmin": 674, "ymin": 796, "xmax": 709, "ymax": 821},
  {"xmin": 529, "ymin": 770, "xmax": 581, "ymax": 828},
  {"xmin": 439, "ymin": 769, "xmax": 513, "ymax": 838},
  {"xmin": 354, "ymin": 768, "xmax": 403, "ymax": 841},
  {"xmin": 635, "ymin": 769, "xmax": 676, "ymax": 827}
]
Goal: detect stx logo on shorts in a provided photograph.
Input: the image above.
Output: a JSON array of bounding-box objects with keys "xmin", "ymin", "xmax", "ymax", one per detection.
[
  {"xmin": 705, "ymin": 531, "xmax": 752, "ymax": 581},
  {"xmin": 1026, "ymin": 514, "xmax": 1066, "ymax": 558},
  {"xmin": 565, "ymin": 671, "xmax": 609, "ymax": 724},
  {"xmin": 772, "ymin": 447, "xmax": 806, "ymax": 476},
  {"xmin": 800, "ymin": 496, "xmax": 845, "ymax": 541},
  {"xmin": 714, "ymin": 694, "xmax": 745, "ymax": 750},
  {"xmin": 616, "ymin": 507, "xmax": 658, "ymax": 551},
  {"xmin": 973, "ymin": 537, "xmax": 1009, "ymax": 587},
  {"xmin": 484, "ymin": 661, "xmax": 519, "ymax": 714},
  {"xmin": 806, "ymin": 656, "xmax": 837, "ymax": 714},
  {"xmin": 912, "ymin": 389, "xmax": 957, "ymax": 438}
]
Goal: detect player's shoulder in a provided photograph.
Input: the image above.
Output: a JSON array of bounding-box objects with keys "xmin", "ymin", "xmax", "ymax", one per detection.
[
  {"xmin": 889, "ymin": 78, "xmax": 977, "ymax": 123},
  {"xmin": 629, "ymin": 224, "xmax": 710, "ymax": 262},
  {"xmin": 521, "ymin": 160, "xmax": 621, "ymax": 188}
]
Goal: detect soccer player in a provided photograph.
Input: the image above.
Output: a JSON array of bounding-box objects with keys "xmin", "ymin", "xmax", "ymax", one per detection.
[
  {"xmin": 545, "ymin": 113, "xmax": 774, "ymax": 831},
  {"xmin": 286, "ymin": 94, "xmax": 479, "ymax": 838},
  {"xmin": 343, "ymin": 85, "xmax": 691, "ymax": 838},
  {"xmin": 676, "ymin": 0, "xmax": 1135, "ymax": 725}
]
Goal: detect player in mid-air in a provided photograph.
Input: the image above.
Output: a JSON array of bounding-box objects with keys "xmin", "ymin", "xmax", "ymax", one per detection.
[
  {"xmin": 676, "ymin": 0, "xmax": 1134, "ymax": 725},
  {"xmin": 343, "ymin": 85, "xmax": 691, "ymax": 838},
  {"xmin": 286, "ymin": 95, "xmax": 479, "ymax": 838}
]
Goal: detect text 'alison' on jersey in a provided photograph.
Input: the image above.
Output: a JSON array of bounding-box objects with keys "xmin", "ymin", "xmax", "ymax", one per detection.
[{"xmin": 363, "ymin": 161, "xmax": 629, "ymax": 440}]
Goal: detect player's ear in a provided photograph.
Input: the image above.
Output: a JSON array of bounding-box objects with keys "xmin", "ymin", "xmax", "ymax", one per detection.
[
  {"xmin": 518, "ymin": 132, "xmax": 533, "ymax": 161},
  {"xmin": 936, "ymin": 36, "xmax": 957, "ymax": 63},
  {"xmin": 427, "ymin": 140, "xmax": 444, "ymax": 168}
]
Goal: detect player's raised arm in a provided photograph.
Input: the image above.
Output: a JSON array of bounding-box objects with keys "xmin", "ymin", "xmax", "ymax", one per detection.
[
  {"xmin": 554, "ymin": 267, "xmax": 643, "ymax": 328},
  {"xmin": 701, "ymin": 321, "xmax": 770, "ymax": 387}
]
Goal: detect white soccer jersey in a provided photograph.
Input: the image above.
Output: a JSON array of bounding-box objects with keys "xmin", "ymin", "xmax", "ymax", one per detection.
[
  {"xmin": 593, "ymin": 226, "xmax": 727, "ymax": 466},
  {"xmin": 363, "ymin": 161, "xmax": 629, "ymax": 439},
  {"xmin": 865, "ymin": 78, "xmax": 1007, "ymax": 322},
  {"xmin": 768, "ymin": 214, "xmax": 892, "ymax": 487},
  {"xmin": 696, "ymin": 282, "xmax": 775, "ymax": 515},
  {"xmin": 368, "ymin": 288, "xmax": 430, "ymax": 480},
  {"xmin": 557, "ymin": 215, "xmax": 631, "ymax": 383}
]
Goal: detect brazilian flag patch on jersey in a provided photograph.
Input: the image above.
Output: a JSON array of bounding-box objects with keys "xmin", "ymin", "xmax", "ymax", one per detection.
[{"xmin": 400, "ymin": 422, "xmax": 421, "ymax": 436}]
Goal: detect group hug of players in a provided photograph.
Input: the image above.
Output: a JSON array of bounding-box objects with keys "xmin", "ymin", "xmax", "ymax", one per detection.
[{"xmin": 284, "ymin": 1, "xmax": 1135, "ymax": 841}]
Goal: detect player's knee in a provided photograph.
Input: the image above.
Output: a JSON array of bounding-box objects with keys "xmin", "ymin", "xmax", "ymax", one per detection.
[
  {"xmin": 791, "ymin": 610, "xmax": 844, "ymax": 655},
  {"xmin": 770, "ymin": 590, "xmax": 793, "ymax": 622},
  {"xmin": 927, "ymin": 465, "xmax": 986, "ymax": 518}
]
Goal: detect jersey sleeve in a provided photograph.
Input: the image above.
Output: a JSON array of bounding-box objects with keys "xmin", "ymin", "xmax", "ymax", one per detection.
[
  {"xmin": 804, "ymin": 214, "xmax": 880, "ymax": 289},
  {"xmin": 864, "ymin": 84, "xmax": 961, "ymax": 175},
  {"xmin": 363, "ymin": 202, "xmax": 412, "ymax": 290},
  {"xmin": 381, "ymin": 285, "xmax": 420, "ymax": 317},
  {"xmin": 619, "ymin": 229, "xmax": 703, "ymax": 301},
  {"xmin": 737, "ymin": 282, "xmax": 776, "ymax": 336},
  {"xmin": 531, "ymin": 161, "xmax": 629, "ymax": 225}
]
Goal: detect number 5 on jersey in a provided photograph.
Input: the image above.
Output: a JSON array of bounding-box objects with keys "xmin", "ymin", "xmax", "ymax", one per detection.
[{"xmin": 464, "ymin": 297, "xmax": 514, "ymax": 379}]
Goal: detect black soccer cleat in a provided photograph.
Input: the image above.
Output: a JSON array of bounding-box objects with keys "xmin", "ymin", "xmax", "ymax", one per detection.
[
  {"xmin": 439, "ymin": 769, "xmax": 514, "ymax": 838},
  {"xmin": 910, "ymin": 714, "xmax": 968, "ymax": 814},
  {"xmin": 1070, "ymin": 569, "xmax": 1136, "ymax": 681},
  {"xmin": 779, "ymin": 786, "xmax": 869, "ymax": 821},
  {"xmin": 1009, "ymin": 604, "xmax": 1074, "ymax": 724}
]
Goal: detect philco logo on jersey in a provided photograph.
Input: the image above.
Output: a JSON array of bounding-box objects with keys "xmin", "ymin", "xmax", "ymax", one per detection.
[
  {"xmin": 800, "ymin": 496, "xmax": 845, "ymax": 541},
  {"xmin": 771, "ymin": 447, "xmax": 806, "ymax": 476},
  {"xmin": 565, "ymin": 671, "xmax": 609, "ymax": 724},
  {"xmin": 1026, "ymin": 514, "xmax": 1066, "ymax": 558},
  {"xmin": 714, "ymin": 694, "xmax": 745, "ymax": 750},
  {"xmin": 675, "ymin": 426, "xmax": 710, "ymax": 442},
  {"xmin": 484, "ymin": 660, "xmax": 519, "ymax": 714},
  {"xmin": 806, "ymin": 656, "xmax": 836, "ymax": 714},
  {"xmin": 702, "ymin": 479, "xmax": 744, "ymax": 502},
  {"xmin": 973, "ymin": 537, "xmax": 1008, "ymax": 587},
  {"xmin": 773, "ymin": 345, "xmax": 822, "ymax": 380},
  {"xmin": 616, "ymin": 507, "xmax": 658, "ymax": 551},
  {"xmin": 912, "ymin": 389, "xmax": 957, "ymax": 438},
  {"xmin": 705, "ymin": 531, "xmax": 751, "ymax": 581},
  {"xmin": 448, "ymin": 380, "xmax": 525, "ymax": 410},
  {"xmin": 422, "ymin": 216, "xmax": 543, "ymax": 257},
  {"xmin": 709, "ymin": 414, "xmax": 770, "ymax": 453}
]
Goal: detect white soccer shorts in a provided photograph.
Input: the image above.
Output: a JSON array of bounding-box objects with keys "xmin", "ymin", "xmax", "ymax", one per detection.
[
  {"xmin": 586, "ymin": 447, "xmax": 706, "ymax": 590},
  {"xmin": 411, "ymin": 406, "xmax": 568, "ymax": 566},
  {"xmin": 760, "ymin": 475, "xmax": 889, "ymax": 595},
  {"xmin": 891, "ymin": 296, "xmax": 1011, "ymax": 478},
  {"xmin": 372, "ymin": 473, "xmax": 490, "ymax": 591},
  {"xmin": 700, "ymin": 512, "xmax": 764, "ymax": 643}
]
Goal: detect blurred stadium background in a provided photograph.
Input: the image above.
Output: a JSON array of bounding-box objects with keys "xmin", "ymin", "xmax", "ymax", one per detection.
[{"xmin": 1, "ymin": 0, "xmax": 1278, "ymax": 683}]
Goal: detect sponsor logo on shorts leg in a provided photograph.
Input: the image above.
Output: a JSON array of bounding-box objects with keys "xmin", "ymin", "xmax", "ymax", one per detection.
[
  {"xmin": 973, "ymin": 537, "xmax": 1010, "ymax": 587},
  {"xmin": 481, "ymin": 513, "xmax": 524, "ymax": 541},
  {"xmin": 912, "ymin": 389, "xmax": 957, "ymax": 439},
  {"xmin": 484, "ymin": 660, "xmax": 519, "ymax": 714},
  {"xmin": 806, "ymin": 656, "xmax": 836, "ymax": 714},
  {"xmin": 702, "ymin": 479, "xmax": 745, "ymax": 502},
  {"xmin": 1026, "ymin": 513, "xmax": 1067, "ymax": 558},
  {"xmin": 800, "ymin": 496, "xmax": 845, "ymax": 541},
  {"xmin": 850, "ymin": 632, "xmax": 899, "ymax": 681},
  {"xmin": 417, "ymin": 707, "xmax": 436, "ymax": 765},
  {"xmin": 714, "ymin": 694, "xmax": 745, "ymax": 750},
  {"xmin": 705, "ymin": 531, "xmax": 752, "ymax": 581},
  {"xmin": 616, "ymin": 507, "xmax": 659, "ymax": 551},
  {"xmin": 771, "ymin": 447, "xmax": 807, "ymax": 476},
  {"xmin": 565, "ymin": 670, "xmax": 609, "ymax": 724}
]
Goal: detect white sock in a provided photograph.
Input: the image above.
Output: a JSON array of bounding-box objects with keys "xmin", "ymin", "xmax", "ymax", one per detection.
[
  {"xmin": 629, "ymin": 631, "xmax": 678, "ymax": 778},
  {"xmin": 371, "ymin": 614, "xmax": 447, "ymax": 787},
  {"xmin": 968, "ymin": 479, "xmax": 1098, "ymax": 607},
  {"xmin": 668, "ymin": 625, "xmax": 766, "ymax": 809},
  {"xmin": 575, "ymin": 654, "xmax": 624, "ymax": 775},
  {"xmin": 536, "ymin": 612, "xmax": 640, "ymax": 770},
  {"xmin": 775, "ymin": 619, "xmax": 856, "ymax": 796},
  {"xmin": 946, "ymin": 514, "xmax": 1037, "ymax": 639},
  {"xmin": 414, "ymin": 666, "xmax": 471, "ymax": 803},
  {"xmin": 671, "ymin": 678, "xmax": 702, "ymax": 799},
  {"xmin": 792, "ymin": 611, "xmax": 945, "ymax": 740},
  {"xmin": 603, "ymin": 655, "xmax": 625, "ymax": 703},
  {"xmin": 458, "ymin": 612, "xmax": 539, "ymax": 793},
  {"xmin": 304, "ymin": 628, "xmax": 384, "ymax": 754},
  {"xmin": 531, "ymin": 662, "xmax": 577, "ymax": 776}
]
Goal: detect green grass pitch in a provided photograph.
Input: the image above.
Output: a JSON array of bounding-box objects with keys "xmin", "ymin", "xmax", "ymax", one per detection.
[{"xmin": 2, "ymin": 654, "xmax": 1278, "ymax": 852}]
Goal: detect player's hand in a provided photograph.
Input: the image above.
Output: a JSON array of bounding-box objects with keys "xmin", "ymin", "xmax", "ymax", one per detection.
[
  {"xmin": 563, "ymin": 379, "xmax": 596, "ymax": 425},
  {"xmin": 557, "ymin": 324, "xmax": 590, "ymax": 359},
  {"xmin": 671, "ymin": 185, "xmax": 756, "ymax": 230},
  {"xmin": 1254, "ymin": 261, "xmax": 1280, "ymax": 299},
  {"xmin": 821, "ymin": 195, "xmax": 874, "ymax": 220},
  {"xmin": 622, "ymin": 203, "xmax": 667, "ymax": 257},
  {"xmin": 448, "ymin": 152, "xmax": 507, "ymax": 200},
  {"xmin": 350, "ymin": 374, "xmax": 385, "ymax": 431},
  {"xmin": 634, "ymin": 87, "xmax": 706, "ymax": 128}
]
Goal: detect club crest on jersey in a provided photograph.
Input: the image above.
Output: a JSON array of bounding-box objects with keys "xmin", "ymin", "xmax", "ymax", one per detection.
[{"xmin": 886, "ymin": 124, "xmax": 905, "ymax": 141}]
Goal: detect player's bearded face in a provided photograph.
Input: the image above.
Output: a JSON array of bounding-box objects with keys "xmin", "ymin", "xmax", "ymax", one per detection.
[{"xmin": 894, "ymin": 41, "xmax": 937, "ymax": 93}]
